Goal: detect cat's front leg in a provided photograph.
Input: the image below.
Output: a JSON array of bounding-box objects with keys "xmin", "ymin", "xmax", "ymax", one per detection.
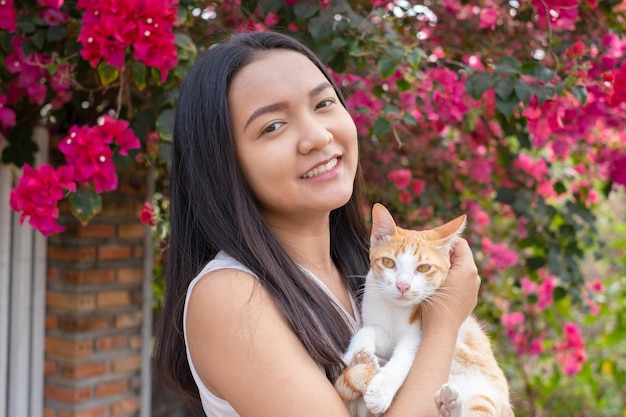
[
  {"xmin": 343, "ymin": 326, "xmax": 387, "ymax": 366},
  {"xmin": 363, "ymin": 332, "xmax": 418, "ymax": 414},
  {"xmin": 435, "ymin": 383, "xmax": 463, "ymax": 417}
]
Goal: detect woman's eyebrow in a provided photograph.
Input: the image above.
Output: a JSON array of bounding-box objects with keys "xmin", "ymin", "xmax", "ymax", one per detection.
[{"xmin": 243, "ymin": 82, "xmax": 334, "ymax": 131}]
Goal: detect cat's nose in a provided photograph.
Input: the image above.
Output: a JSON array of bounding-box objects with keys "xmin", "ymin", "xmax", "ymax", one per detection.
[{"xmin": 396, "ymin": 281, "xmax": 410, "ymax": 294}]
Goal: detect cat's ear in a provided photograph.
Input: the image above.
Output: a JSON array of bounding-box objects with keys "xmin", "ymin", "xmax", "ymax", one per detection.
[
  {"xmin": 432, "ymin": 214, "xmax": 467, "ymax": 254},
  {"xmin": 370, "ymin": 203, "xmax": 397, "ymax": 248}
]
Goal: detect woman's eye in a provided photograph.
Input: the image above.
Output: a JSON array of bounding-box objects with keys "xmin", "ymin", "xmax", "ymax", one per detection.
[
  {"xmin": 315, "ymin": 99, "xmax": 334, "ymax": 110},
  {"xmin": 262, "ymin": 121, "xmax": 284, "ymax": 134}
]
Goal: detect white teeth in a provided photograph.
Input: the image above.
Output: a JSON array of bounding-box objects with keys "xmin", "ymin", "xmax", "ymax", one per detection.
[{"xmin": 302, "ymin": 158, "xmax": 338, "ymax": 178}]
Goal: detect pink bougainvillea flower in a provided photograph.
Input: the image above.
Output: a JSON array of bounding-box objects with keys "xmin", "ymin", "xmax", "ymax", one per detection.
[
  {"xmin": 265, "ymin": 12, "xmax": 279, "ymax": 27},
  {"xmin": 607, "ymin": 62, "xmax": 626, "ymax": 107},
  {"xmin": 9, "ymin": 164, "xmax": 76, "ymax": 237},
  {"xmin": 479, "ymin": 8, "xmax": 497, "ymax": 30},
  {"xmin": 556, "ymin": 323, "xmax": 587, "ymax": 376},
  {"xmin": 532, "ymin": 0, "xmax": 581, "ymax": 30},
  {"xmin": 387, "ymin": 168, "xmax": 412, "ymax": 190},
  {"xmin": 77, "ymin": 0, "xmax": 179, "ymax": 82},
  {"xmin": 37, "ymin": 0, "xmax": 64, "ymax": 9},
  {"xmin": 97, "ymin": 116, "xmax": 141, "ymax": 155},
  {"xmin": 140, "ymin": 202, "xmax": 157, "ymax": 226},
  {"xmin": 41, "ymin": 8, "xmax": 70, "ymax": 25},
  {"xmin": 609, "ymin": 152, "xmax": 626, "ymax": 186},
  {"xmin": 0, "ymin": 0, "xmax": 18, "ymax": 32},
  {"xmin": 0, "ymin": 95, "xmax": 16, "ymax": 130}
]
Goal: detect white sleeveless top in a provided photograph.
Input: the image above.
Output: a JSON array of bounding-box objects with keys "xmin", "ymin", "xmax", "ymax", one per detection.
[{"xmin": 183, "ymin": 251, "xmax": 362, "ymax": 417}]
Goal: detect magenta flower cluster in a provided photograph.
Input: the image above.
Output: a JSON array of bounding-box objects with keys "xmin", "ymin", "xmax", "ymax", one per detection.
[
  {"xmin": 10, "ymin": 116, "xmax": 140, "ymax": 236},
  {"xmin": 77, "ymin": 0, "xmax": 179, "ymax": 82}
]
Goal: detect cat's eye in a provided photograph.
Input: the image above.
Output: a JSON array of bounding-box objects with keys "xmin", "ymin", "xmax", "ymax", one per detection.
[
  {"xmin": 381, "ymin": 257, "xmax": 395, "ymax": 268},
  {"xmin": 416, "ymin": 264, "xmax": 431, "ymax": 273}
]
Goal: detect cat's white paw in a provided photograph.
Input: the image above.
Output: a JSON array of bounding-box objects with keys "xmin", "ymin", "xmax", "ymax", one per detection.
[
  {"xmin": 363, "ymin": 369, "xmax": 396, "ymax": 414},
  {"xmin": 435, "ymin": 383, "xmax": 462, "ymax": 417}
]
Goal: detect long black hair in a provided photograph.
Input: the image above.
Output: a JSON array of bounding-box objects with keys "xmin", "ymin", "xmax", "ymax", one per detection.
[{"xmin": 153, "ymin": 31, "xmax": 370, "ymax": 408}]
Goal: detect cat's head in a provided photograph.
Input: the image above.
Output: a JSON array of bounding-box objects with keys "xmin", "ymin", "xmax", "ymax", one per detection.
[{"xmin": 368, "ymin": 203, "xmax": 467, "ymax": 306}]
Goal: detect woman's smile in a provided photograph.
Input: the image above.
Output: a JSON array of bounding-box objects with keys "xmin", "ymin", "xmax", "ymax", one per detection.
[{"xmin": 301, "ymin": 156, "xmax": 340, "ymax": 179}]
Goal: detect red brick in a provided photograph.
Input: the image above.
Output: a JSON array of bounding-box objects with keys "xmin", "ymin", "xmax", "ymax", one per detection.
[
  {"xmin": 117, "ymin": 268, "xmax": 143, "ymax": 284},
  {"xmin": 112, "ymin": 355, "xmax": 141, "ymax": 374},
  {"xmin": 47, "ymin": 267, "xmax": 62, "ymax": 283},
  {"xmin": 45, "ymin": 360, "xmax": 57, "ymax": 375},
  {"xmin": 44, "ymin": 408, "xmax": 56, "ymax": 417},
  {"xmin": 58, "ymin": 406, "xmax": 108, "ymax": 417},
  {"xmin": 95, "ymin": 335, "xmax": 128, "ymax": 351},
  {"xmin": 96, "ymin": 379, "xmax": 128, "ymax": 398},
  {"xmin": 101, "ymin": 199, "xmax": 134, "ymax": 216},
  {"xmin": 46, "ymin": 337, "xmax": 93, "ymax": 359},
  {"xmin": 47, "ymin": 292, "xmax": 96, "ymax": 311},
  {"xmin": 115, "ymin": 312, "xmax": 143, "ymax": 329},
  {"xmin": 46, "ymin": 315, "xmax": 59, "ymax": 329},
  {"xmin": 58, "ymin": 316, "xmax": 111, "ymax": 332},
  {"xmin": 97, "ymin": 290, "xmax": 130, "ymax": 308},
  {"xmin": 65, "ymin": 223, "xmax": 115, "ymax": 238},
  {"xmin": 47, "ymin": 245, "xmax": 96, "ymax": 262},
  {"xmin": 65, "ymin": 269, "xmax": 116, "ymax": 285},
  {"xmin": 111, "ymin": 397, "xmax": 139, "ymax": 416},
  {"xmin": 132, "ymin": 245, "xmax": 144, "ymax": 258},
  {"xmin": 97, "ymin": 244, "xmax": 132, "ymax": 261},
  {"xmin": 129, "ymin": 335, "xmax": 142, "ymax": 350},
  {"xmin": 117, "ymin": 223, "xmax": 146, "ymax": 239},
  {"xmin": 44, "ymin": 384, "xmax": 92, "ymax": 403},
  {"xmin": 60, "ymin": 361, "xmax": 108, "ymax": 379}
]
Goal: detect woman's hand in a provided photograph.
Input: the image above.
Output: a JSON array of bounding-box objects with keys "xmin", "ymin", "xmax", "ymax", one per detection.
[{"xmin": 421, "ymin": 237, "xmax": 481, "ymax": 335}]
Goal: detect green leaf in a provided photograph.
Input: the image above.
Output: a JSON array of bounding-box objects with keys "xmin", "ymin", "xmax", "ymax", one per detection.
[
  {"xmin": 396, "ymin": 78, "xmax": 411, "ymax": 92},
  {"xmin": 464, "ymin": 73, "xmax": 495, "ymax": 100},
  {"xmin": 175, "ymin": 32, "xmax": 197, "ymax": 54},
  {"xmin": 69, "ymin": 189, "xmax": 103, "ymax": 226},
  {"xmin": 521, "ymin": 61, "xmax": 554, "ymax": 83},
  {"xmin": 377, "ymin": 55, "xmax": 398, "ymax": 79},
  {"xmin": 403, "ymin": 113, "xmax": 417, "ymax": 126},
  {"xmin": 495, "ymin": 187, "xmax": 516, "ymax": 204},
  {"xmin": 156, "ymin": 109, "xmax": 175, "ymax": 142},
  {"xmin": 32, "ymin": 28, "xmax": 47, "ymax": 49},
  {"xmin": 47, "ymin": 25, "xmax": 67, "ymax": 42},
  {"xmin": 133, "ymin": 61, "xmax": 147, "ymax": 90},
  {"xmin": 97, "ymin": 61, "xmax": 120, "ymax": 87},
  {"xmin": 553, "ymin": 286, "xmax": 567, "ymax": 301},
  {"xmin": 294, "ymin": 0, "xmax": 320, "ymax": 20},
  {"xmin": 494, "ymin": 76, "xmax": 516, "ymax": 99},
  {"xmin": 407, "ymin": 48, "xmax": 426, "ymax": 70},
  {"xmin": 373, "ymin": 118, "xmax": 390, "ymax": 138},
  {"xmin": 529, "ymin": 84, "xmax": 554, "ymax": 104},
  {"xmin": 570, "ymin": 85, "xmax": 588, "ymax": 105},
  {"xmin": 526, "ymin": 256, "xmax": 546, "ymax": 270},
  {"xmin": 16, "ymin": 16, "xmax": 36, "ymax": 34},
  {"xmin": 308, "ymin": 16, "xmax": 334, "ymax": 40},
  {"xmin": 514, "ymin": 80, "xmax": 532, "ymax": 103},
  {"xmin": 494, "ymin": 55, "xmax": 521, "ymax": 75},
  {"xmin": 1, "ymin": 126, "xmax": 37, "ymax": 167},
  {"xmin": 495, "ymin": 94, "xmax": 518, "ymax": 120}
]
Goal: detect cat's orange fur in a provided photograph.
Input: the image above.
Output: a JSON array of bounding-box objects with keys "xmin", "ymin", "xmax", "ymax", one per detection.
[{"xmin": 335, "ymin": 203, "xmax": 513, "ymax": 417}]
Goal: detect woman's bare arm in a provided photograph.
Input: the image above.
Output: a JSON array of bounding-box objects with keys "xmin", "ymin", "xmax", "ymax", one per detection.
[{"xmin": 186, "ymin": 268, "xmax": 353, "ymax": 417}]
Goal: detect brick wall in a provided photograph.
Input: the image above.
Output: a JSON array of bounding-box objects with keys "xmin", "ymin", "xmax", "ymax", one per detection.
[{"xmin": 44, "ymin": 163, "xmax": 150, "ymax": 417}]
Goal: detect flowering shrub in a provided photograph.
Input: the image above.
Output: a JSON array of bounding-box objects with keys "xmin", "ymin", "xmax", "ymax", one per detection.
[{"xmin": 2, "ymin": 0, "xmax": 626, "ymax": 414}]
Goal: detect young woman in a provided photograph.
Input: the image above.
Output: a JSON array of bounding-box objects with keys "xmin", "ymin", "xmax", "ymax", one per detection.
[{"xmin": 153, "ymin": 31, "xmax": 481, "ymax": 417}]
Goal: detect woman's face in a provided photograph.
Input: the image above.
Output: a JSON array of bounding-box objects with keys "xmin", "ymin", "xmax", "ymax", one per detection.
[{"xmin": 229, "ymin": 49, "xmax": 359, "ymax": 223}]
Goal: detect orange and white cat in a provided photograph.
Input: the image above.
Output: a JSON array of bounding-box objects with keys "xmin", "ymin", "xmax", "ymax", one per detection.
[{"xmin": 335, "ymin": 203, "xmax": 512, "ymax": 417}]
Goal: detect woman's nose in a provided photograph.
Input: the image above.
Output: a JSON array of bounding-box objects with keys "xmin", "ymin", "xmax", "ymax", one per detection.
[{"xmin": 297, "ymin": 115, "xmax": 333, "ymax": 154}]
